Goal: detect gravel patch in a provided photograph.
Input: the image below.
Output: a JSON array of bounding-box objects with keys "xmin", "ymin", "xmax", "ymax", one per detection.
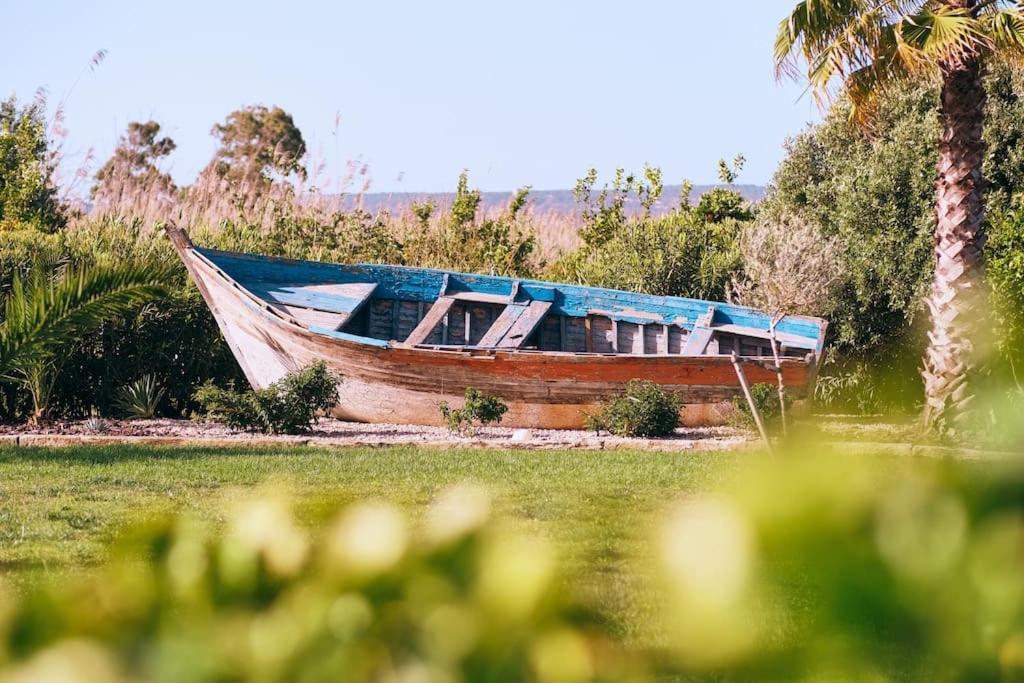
[{"xmin": 0, "ymin": 418, "xmax": 753, "ymax": 452}]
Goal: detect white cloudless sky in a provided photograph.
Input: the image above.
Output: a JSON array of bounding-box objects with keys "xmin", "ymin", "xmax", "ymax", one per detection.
[{"xmin": 3, "ymin": 0, "xmax": 821, "ymax": 193}]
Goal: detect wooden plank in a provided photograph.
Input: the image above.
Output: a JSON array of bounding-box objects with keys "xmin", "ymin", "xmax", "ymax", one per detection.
[
  {"xmin": 253, "ymin": 282, "xmax": 377, "ymax": 317},
  {"xmin": 682, "ymin": 326, "xmax": 714, "ymax": 356},
  {"xmin": 404, "ymin": 296, "xmax": 455, "ymax": 346},
  {"xmin": 559, "ymin": 315, "xmax": 567, "ymax": 352},
  {"xmin": 659, "ymin": 324, "xmax": 669, "ymax": 355},
  {"xmin": 390, "ymin": 300, "xmax": 401, "ymax": 340},
  {"xmin": 496, "ymin": 300, "xmax": 552, "ymax": 348},
  {"xmin": 448, "ymin": 291, "xmax": 511, "ymax": 305},
  {"xmin": 477, "ymin": 303, "xmax": 528, "ymax": 347}
]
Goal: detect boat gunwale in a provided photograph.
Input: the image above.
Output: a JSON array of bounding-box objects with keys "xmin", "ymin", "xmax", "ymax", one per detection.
[
  {"xmin": 191, "ymin": 244, "xmax": 829, "ymax": 334},
  {"xmin": 174, "ymin": 230, "xmax": 820, "ymax": 370}
]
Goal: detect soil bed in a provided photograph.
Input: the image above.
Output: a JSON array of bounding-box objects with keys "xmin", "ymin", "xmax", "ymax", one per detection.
[{"xmin": 0, "ymin": 417, "xmax": 753, "ymax": 452}]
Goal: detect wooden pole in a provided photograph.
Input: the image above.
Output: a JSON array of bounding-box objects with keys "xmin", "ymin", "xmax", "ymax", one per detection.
[
  {"xmin": 768, "ymin": 312, "xmax": 788, "ymax": 437},
  {"xmin": 731, "ymin": 352, "xmax": 773, "ymax": 454}
]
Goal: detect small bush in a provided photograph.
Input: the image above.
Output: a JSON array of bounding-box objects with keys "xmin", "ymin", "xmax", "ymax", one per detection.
[
  {"xmin": 730, "ymin": 382, "xmax": 784, "ymax": 429},
  {"xmin": 586, "ymin": 380, "xmax": 681, "ymax": 437},
  {"xmin": 439, "ymin": 388, "xmax": 509, "ymax": 435},
  {"xmin": 194, "ymin": 362, "xmax": 339, "ymax": 434},
  {"xmin": 114, "ymin": 374, "xmax": 165, "ymax": 419}
]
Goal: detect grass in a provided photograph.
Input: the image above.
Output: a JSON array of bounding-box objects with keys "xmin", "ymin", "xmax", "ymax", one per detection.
[{"xmin": 0, "ymin": 443, "xmax": 737, "ymax": 645}]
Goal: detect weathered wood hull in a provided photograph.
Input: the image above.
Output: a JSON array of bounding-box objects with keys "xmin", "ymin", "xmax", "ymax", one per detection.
[{"xmin": 173, "ymin": 236, "xmax": 817, "ymax": 428}]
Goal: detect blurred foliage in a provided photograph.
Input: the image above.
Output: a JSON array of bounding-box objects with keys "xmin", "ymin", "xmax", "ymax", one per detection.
[
  {"xmin": 0, "ymin": 96, "xmax": 65, "ymax": 232},
  {"xmin": 439, "ymin": 388, "xmax": 509, "ymax": 436},
  {"xmin": 586, "ymin": 380, "xmax": 681, "ymax": 438},
  {"xmin": 548, "ymin": 165, "xmax": 746, "ymax": 300},
  {"xmin": 3, "ymin": 453, "xmax": 1024, "ymax": 680},
  {"xmin": 0, "ymin": 485, "xmax": 639, "ymax": 682},
  {"xmin": 654, "ymin": 452, "xmax": 1024, "ymax": 679},
  {"xmin": 194, "ymin": 362, "xmax": 340, "ymax": 434}
]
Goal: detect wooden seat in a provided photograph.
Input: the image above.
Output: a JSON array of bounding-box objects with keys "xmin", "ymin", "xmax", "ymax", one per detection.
[
  {"xmin": 404, "ymin": 296, "xmax": 455, "ymax": 346},
  {"xmin": 681, "ymin": 305, "xmax": 716, "ymax": 356},
  {"xmin": 477, "ymin": 303, "xmax": 527, "ymax": 347},
  {"xmin": 681, "ymin": 326, "xmax": 714, "ymax": 356},
  {"xmin": 496, "ymin": 300, "xmax": 552, "ymax": 348},
  {"xmin": 477, "ymin": 300, "xmax": 552, "ymax": 349}
]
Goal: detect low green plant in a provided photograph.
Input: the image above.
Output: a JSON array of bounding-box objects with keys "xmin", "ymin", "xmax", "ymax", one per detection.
[
  {"xmin": 586, "ymin": 380, "xmax": 681, "ymax": 437},
  {"xmin": 439, "ymin": 387, "xmax": 509, "ymax": 435},
  {"xmin": 730, "ymin": 382, "xmax": 784, "ymax": 429},
  {"xmin": 193, "ymin": 362, "xmax": 339, "ymax": 434},
  {"xmin": 114, "ymin": 374, "xmax": 165, "ymax": 419}
]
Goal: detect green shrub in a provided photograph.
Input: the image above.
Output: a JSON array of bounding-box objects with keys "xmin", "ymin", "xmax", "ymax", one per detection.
[
  {"xmin": 194, "ymin": 362, "xmax": 339, "ymax": 434},
  {"xmin": 439, "ymin": 387, "xmax": 509, "ymax": 435},
  {"xmin": 404, "ymin": 171, "xmax": 537, "ymax": 277},
  {"xmin": 547, "ymin": 165, "xmax": 745, "ymax": 300},
  {"xmin": 586, "ymin": 380, "xmax": 681, "ymax": 437},
  {"xmin": 987, "ymin": 203, "xmax": 1024, "ymax": 375},
  {"xmin": 113, "ymin": 374, "xmax": 165, "ymax": 419},
  {"xmin": 730, "ymin": 382, "xmax": 784, "ymax": 430}
]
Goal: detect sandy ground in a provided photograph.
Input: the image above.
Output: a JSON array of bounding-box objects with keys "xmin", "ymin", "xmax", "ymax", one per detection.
[{"xmin": 0, "ymin": 417, "xmax": 754, "ymax": 451}]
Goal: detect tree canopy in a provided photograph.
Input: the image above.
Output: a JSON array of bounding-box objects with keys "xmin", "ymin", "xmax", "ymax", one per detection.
[
  {"xmin": 0, "ymin": 96, "xmax": 64, "ymax": 232},
  {"xmin": 202, "ymin": 105, "xmax": 307, "ymax": 190},
  {"xmin": 92, "ymin": 121, "xmax": 177, "ymax": 200}
]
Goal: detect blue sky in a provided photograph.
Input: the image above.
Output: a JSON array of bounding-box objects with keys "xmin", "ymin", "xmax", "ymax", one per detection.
[{"xmin": 4, "ymin": 1, "xmax": 820, "ymax": 193}]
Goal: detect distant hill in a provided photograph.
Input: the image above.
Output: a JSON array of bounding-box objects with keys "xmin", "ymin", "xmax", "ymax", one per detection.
[{"xmin": 345, "ymin": 184, "xmax": 766, "ymax": 216}]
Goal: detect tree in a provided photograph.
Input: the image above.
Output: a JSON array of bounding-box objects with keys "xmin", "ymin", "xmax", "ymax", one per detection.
[
  {"xmin": 0, "ymin": 96, "xmax": 65, "ymax": 231},
  {"xmin": 776, "ymin": 0, "xmax": 1024, "ymax": 432},
  {"xmin": 731, "ymin": 215, "xmax": 845, "ymax": 432},
  {"xmin": 202, "ymin": 105, "xmax": 307, "ymax": 190},
  {"xmin": 92, "ymin": 120, "xmax": 177, "ymax": 204}
]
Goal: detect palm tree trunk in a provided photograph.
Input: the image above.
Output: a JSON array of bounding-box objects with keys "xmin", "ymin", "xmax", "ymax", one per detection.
[{"xmin": 922, "ymin": 55, "xmax": 987, "ymax": 432}]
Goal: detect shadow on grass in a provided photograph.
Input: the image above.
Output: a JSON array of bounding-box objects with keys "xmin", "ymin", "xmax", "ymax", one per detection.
[{"xmin": 0, "ymin": 444, "xmax": 400, "ymax": 464}]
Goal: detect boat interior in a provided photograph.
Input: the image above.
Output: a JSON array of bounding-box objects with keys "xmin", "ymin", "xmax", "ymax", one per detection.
[{"xmin": 198, "ymin": 247, "xmax": 825, "ymax": 359}]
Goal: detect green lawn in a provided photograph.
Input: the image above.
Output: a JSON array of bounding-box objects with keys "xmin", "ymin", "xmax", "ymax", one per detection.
[{"xmin": 0, "ymin": 444, "xmax": 738, "ymax": 645}]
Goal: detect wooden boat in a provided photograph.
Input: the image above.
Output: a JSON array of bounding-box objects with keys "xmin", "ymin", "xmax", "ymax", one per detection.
[{"xmin": 166, "ymin": 226, "xmax": 827, "ymax": 429}]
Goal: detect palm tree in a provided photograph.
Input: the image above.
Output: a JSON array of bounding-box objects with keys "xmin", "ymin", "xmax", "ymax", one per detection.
[
  {"xmin": 0, "ymin": 261, "xmax": 170, "ymax": 421},
  {"xmin": 775, "ymin": 0, "xmax": 1024, "ymax": 431}
]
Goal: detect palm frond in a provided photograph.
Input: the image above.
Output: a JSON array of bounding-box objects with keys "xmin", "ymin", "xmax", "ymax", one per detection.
[
  {"xmin": 984, "ymin": 8, "xmax": 1024, "ymax": 50},
  {"xmin": 0, "ymin": 261, "xmax": 172, "ymax": 382},
  {"xmin": 776, "ymin": 0, "xmax": 1024, "ymax": 124},
  {"xmin": 897, "ymin": 6, "xmax": 991, "ymax": 64}
]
